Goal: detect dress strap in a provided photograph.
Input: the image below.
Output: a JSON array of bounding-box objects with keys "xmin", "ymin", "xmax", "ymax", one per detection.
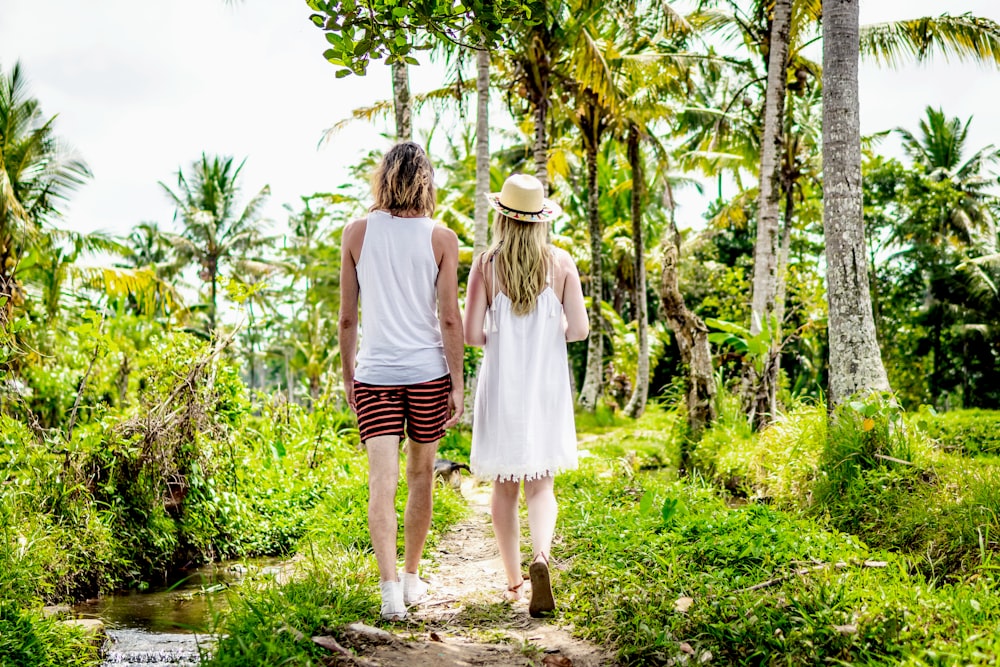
[
  {"xmin": 546, "ymin": 248, "xmax": 559, "ymax": 317},
  {"xmin": 489, "ymin": 253, "xmax": 499, "ymax": 332}
]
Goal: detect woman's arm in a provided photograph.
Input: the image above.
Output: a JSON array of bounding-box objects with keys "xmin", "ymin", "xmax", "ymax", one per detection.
[
  {"xmin": 463, "ymin": 255, "xmax": 489, "ymax": 347},
  {"xmin": 557, "ymin": 250, "xmax": 589, "ymax": 342}
]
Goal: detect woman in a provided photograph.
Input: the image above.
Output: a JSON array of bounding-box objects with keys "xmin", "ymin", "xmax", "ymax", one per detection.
[{"xmin": 464, "ymin": 173, "xmax": 588, "ymax": 617}]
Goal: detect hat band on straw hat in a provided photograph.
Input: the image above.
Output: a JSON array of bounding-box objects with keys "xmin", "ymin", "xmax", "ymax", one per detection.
[{"xmin": 495, "ymin": 201, "xmax": 545, "ymax": 216}]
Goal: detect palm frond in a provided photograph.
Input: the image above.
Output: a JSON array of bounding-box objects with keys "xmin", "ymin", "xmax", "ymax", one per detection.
[
  {"xmin": 321, "ymin": 80, "xmax": 475, "ymax": 145},
  {"xmin": 233, "ymin": 185, "xmax": 271, "ymax": 235},
  {"xmin": 74, "ymin": 265, "xmax": 184, "ymax": 314},
  {"xmin": 572, "ymin": 28, "xmax": 619, "ymax": 114},
  {"xmin": 861, "ymin": 14, "xmax": 1000, "ymax": 69}
]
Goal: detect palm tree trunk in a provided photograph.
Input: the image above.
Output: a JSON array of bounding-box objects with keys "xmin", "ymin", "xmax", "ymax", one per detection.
[
  {"xmin": 209, "ymin": 264, "xmax": 218, "ymax": 333},
  {"xmin": 660, "ymin": 218, "xmax": 716, "ymax": 470},
  {"xmin": 392, "ymin": 61, "xmax": 412, "ymax": 141},
  {"xmin": 823, "ymin": 0, "xmax": 891, "ymax": 405},
  {"xmin": 578, "ymin": 139, "xmax": 603, "ymax": 411},
  {"xmin": 474, "ymin": 48, "xmax": 491, "ymax": 256},
  {"xmin": 771, "ymin": 170, "xmax": 795, "ymax": 408},
  {"xmin": 624, "ymin": 128, "xmax": 649, "ymax": 419},
  {"xmin": 532, "ymin": 100, "xmax": 549, "ymax": 193},
  {"xmin": 247, "ymin": 308, "xmax": 257, "ymax": 390},
  {"xmin": 527, "ymin": 26, "xmax": 551, "ymax": 193},
  {"xmin": 0, "ymin": 230, "xmax": 15, "ymax": 326},
  {"xmin": 285, "ymin": 349, "xmax": 295, "ymax": 405},
  {"xmin": 867, "ymin": 226, "xmax": 883, "ymax": 337},
  {"xmin": 309, "ymin": 373, "xmax": 321, "ymax": 406},
  {"xmin": 746, "ymin": 0, "xmax": 791, "ymax": 426},
  {"xmin": 464, "ymin": 47, "xmax": 492, "ymax": 429}
]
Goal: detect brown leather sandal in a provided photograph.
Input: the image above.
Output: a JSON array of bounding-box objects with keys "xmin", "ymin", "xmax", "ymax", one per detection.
[{"xmin": 528, "ymin": 553, "xmax": 555, "ymax": 617}]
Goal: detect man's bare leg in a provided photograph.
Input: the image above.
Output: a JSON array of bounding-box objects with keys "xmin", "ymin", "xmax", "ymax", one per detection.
[
  {"xmin": 403, "ymin": 438, "xmax": 438, "ymax": 574},
  {"xmin": 366, "ymin": 435, "xmax": 402, "ymax": 583}
]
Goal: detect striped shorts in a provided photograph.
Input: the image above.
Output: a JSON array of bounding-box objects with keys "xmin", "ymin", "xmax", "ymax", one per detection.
[{"xmin": 353, "ymin": 375, "xmax": 451, "ymax": 443}]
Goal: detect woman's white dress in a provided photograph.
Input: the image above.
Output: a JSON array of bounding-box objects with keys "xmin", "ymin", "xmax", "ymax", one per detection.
[{"xmin": 471, "ymin": 263, "xmax": 579, "ymax": 482}]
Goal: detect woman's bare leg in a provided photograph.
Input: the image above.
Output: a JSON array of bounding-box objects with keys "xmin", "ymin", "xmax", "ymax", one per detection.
[
  {"xmin": 491, "ymin": 479, "xmax": 523, "ymax": 591},
  {"xmin": 524, "ymin": 475, "xmax": 556, "ymax": 561}
]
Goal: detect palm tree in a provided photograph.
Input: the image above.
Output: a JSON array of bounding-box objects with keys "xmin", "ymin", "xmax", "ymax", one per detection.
[
  {"xmin": 392, "ymin": 61, "xmax": 412, "ymax": 140},
  {"xmin": 161, "ymin": 153, "xmax": 270, "ymax": 334},
  {"xmin": 474, "ymin": 47, "xmax": 491, "ymax": 257},
  {"xmin": 746, "ymin": 0, "xmax": 791, "ymax": 425},
  {"xmin": 569, "ymin": 0, "xmax": 694, "ymax": 412},
  {"xmin": 0, "ymin": 61, "xmax": 90, "ymax": 323},
  {"xmin": 896, "ymin": 106, "xmax": 999, "ymax": 245},
  {"xmin": 822, "ymin": 0, "xmax": 890, "ymax": 404},
  {"xmin": 883, "ymin": 107, "xmax": 1000, "ymax": 403},
  {"xmin": 274, "ymin": 194, "xmax": 344, "ymax": 405},
  {"xmin": 694, "ymin": 1, "xmax": 1000, "ymax": 418}
]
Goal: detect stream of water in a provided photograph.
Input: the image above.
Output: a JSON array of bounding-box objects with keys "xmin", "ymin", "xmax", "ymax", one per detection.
[{"xmin": 71, "ymin": 558, "xmax": 286, "ymax": 666}]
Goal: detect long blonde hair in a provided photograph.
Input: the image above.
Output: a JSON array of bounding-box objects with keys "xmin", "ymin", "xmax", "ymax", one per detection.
[
  {"xmin": 370, "ymin": 142, "xmax": 436, "ymax": 216},
  {"xmin": 487, "ymin": 214, "xmax": 551, "ymax": 316}
]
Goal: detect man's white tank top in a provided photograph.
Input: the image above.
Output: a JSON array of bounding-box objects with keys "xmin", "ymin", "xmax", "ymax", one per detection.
[{"xmin": 354, "ymin": 210, "xmax": 448, "ymax": 385}]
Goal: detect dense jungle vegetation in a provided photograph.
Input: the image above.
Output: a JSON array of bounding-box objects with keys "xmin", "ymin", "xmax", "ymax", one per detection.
[{"xmin": 3, "ymin": 0, "xmax": 1000, "ymax": 664}]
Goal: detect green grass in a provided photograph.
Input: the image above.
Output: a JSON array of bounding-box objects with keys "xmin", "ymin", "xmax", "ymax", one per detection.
[
  {"xmin": 204, "ymin": 449, "xmax": 468, "ymax": 665},
  {"xmin": 556, "ymin": 403, "xmax": 1000, "ymax": 665},
  {"xmin": 203, "ymin": 550, "xmax": 376, "ymax": 667},
  {"xmin": 919, "ymin": 409, "xmax": 1000, "ymax": 457},
  {"xmin": 0, "ymin": 604, "xmax": 98, "ymax": 667}
]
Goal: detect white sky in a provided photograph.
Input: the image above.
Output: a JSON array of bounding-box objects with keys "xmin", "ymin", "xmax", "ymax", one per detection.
[{"xmin": 2, "ymin": 0, "xmax": 999, "ymax": 239}]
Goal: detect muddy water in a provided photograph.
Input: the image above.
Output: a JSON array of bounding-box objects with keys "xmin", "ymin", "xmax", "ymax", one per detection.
[{"xmin": 72, "ymin": 558, "xmax": 287, "ymax": 666}]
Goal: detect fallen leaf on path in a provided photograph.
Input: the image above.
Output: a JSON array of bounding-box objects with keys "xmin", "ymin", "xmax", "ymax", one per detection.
[
  {"xmin": 429, "ymin": 632, "xmax": 443, "ymax": 642},
  {"xmin": 542, "ymin": 655, "xmax": 573, "ymax": 667},
  {"xmin": 674, "ymin": 596, "xmax": 694, "ymax": 613}
]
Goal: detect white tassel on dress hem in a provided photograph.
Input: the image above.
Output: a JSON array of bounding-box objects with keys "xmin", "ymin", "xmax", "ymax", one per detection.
[{"xmin": 471, "ymin": 462, "xmax": 578, "ymax": 483}]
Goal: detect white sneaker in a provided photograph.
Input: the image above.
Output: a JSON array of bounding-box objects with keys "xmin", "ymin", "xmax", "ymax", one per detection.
[
  {"xmin": 379, "ymin": 580, "xmax": 406, "ymax": 621},
  {"xmin": 402, "ymin": 572, "xmax": 429, "ymax": 606}
]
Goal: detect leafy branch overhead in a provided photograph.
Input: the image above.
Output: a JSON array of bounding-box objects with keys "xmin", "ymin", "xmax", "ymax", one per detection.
[{"xmin": 306, "ymin": 0, "xmax": 542, "ymax": 77}]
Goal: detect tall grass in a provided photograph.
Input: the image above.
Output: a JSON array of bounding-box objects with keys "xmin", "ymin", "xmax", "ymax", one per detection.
[{"xmin": 559, "ymin": 411, "xmax": 1000, "ymax": 665}]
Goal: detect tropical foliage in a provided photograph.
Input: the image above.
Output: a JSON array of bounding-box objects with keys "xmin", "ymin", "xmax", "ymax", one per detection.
[{"xmin": 5, "ymin": 0, "xmax": 1000, "ymax": 663}]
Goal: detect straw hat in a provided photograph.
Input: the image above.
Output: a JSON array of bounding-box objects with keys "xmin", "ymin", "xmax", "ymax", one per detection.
[{"xmin": 485, "ymin": 174, "xmax": 562, "ymax": 223}]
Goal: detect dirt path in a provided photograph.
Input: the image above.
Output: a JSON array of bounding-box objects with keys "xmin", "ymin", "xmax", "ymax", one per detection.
[{"xmin": 322, "ymin": 478, "xmax": 618, "ymax": 667}]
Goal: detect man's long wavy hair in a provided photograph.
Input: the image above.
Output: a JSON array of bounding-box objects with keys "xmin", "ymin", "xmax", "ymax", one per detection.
[
  {"xmin": 487, "ymin": 213, "xmax": 551, "ymax": 316},
  {"xmin": 370, "ymin": 141, "xmax": 436, "ymax": 217}
]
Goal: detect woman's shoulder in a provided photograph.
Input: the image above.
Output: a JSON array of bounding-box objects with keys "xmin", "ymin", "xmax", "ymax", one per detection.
[
  {"xmin": 548, "ymin": 245, "xmax": 576, "ymax": 269},
  {"xmin": 549, "ymin": 243, "xmax": 573, "ymax": 262}
]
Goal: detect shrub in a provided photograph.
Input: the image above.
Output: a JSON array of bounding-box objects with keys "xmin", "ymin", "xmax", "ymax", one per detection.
[
  {"xmin": 814, "ymin": 393, "xmax": 916, "ymax": 507},
  {"xmin": 0, "ymin": 604, "xmax": 97, "ymax": 667}
]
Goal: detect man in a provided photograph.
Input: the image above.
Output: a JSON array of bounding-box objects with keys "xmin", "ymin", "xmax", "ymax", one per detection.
[{"xmin": 338, "ymin": 141, "xmax": 464, "ymax": 621}]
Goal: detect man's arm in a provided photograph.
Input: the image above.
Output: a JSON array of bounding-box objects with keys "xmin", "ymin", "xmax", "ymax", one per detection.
[
  {"xmin": 433, "ymin": 225, "xmax": 465, "ymax": 428},
  {"xmin": 338, "ymin": 219, "xmax": 364, "ymax": 411}
]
